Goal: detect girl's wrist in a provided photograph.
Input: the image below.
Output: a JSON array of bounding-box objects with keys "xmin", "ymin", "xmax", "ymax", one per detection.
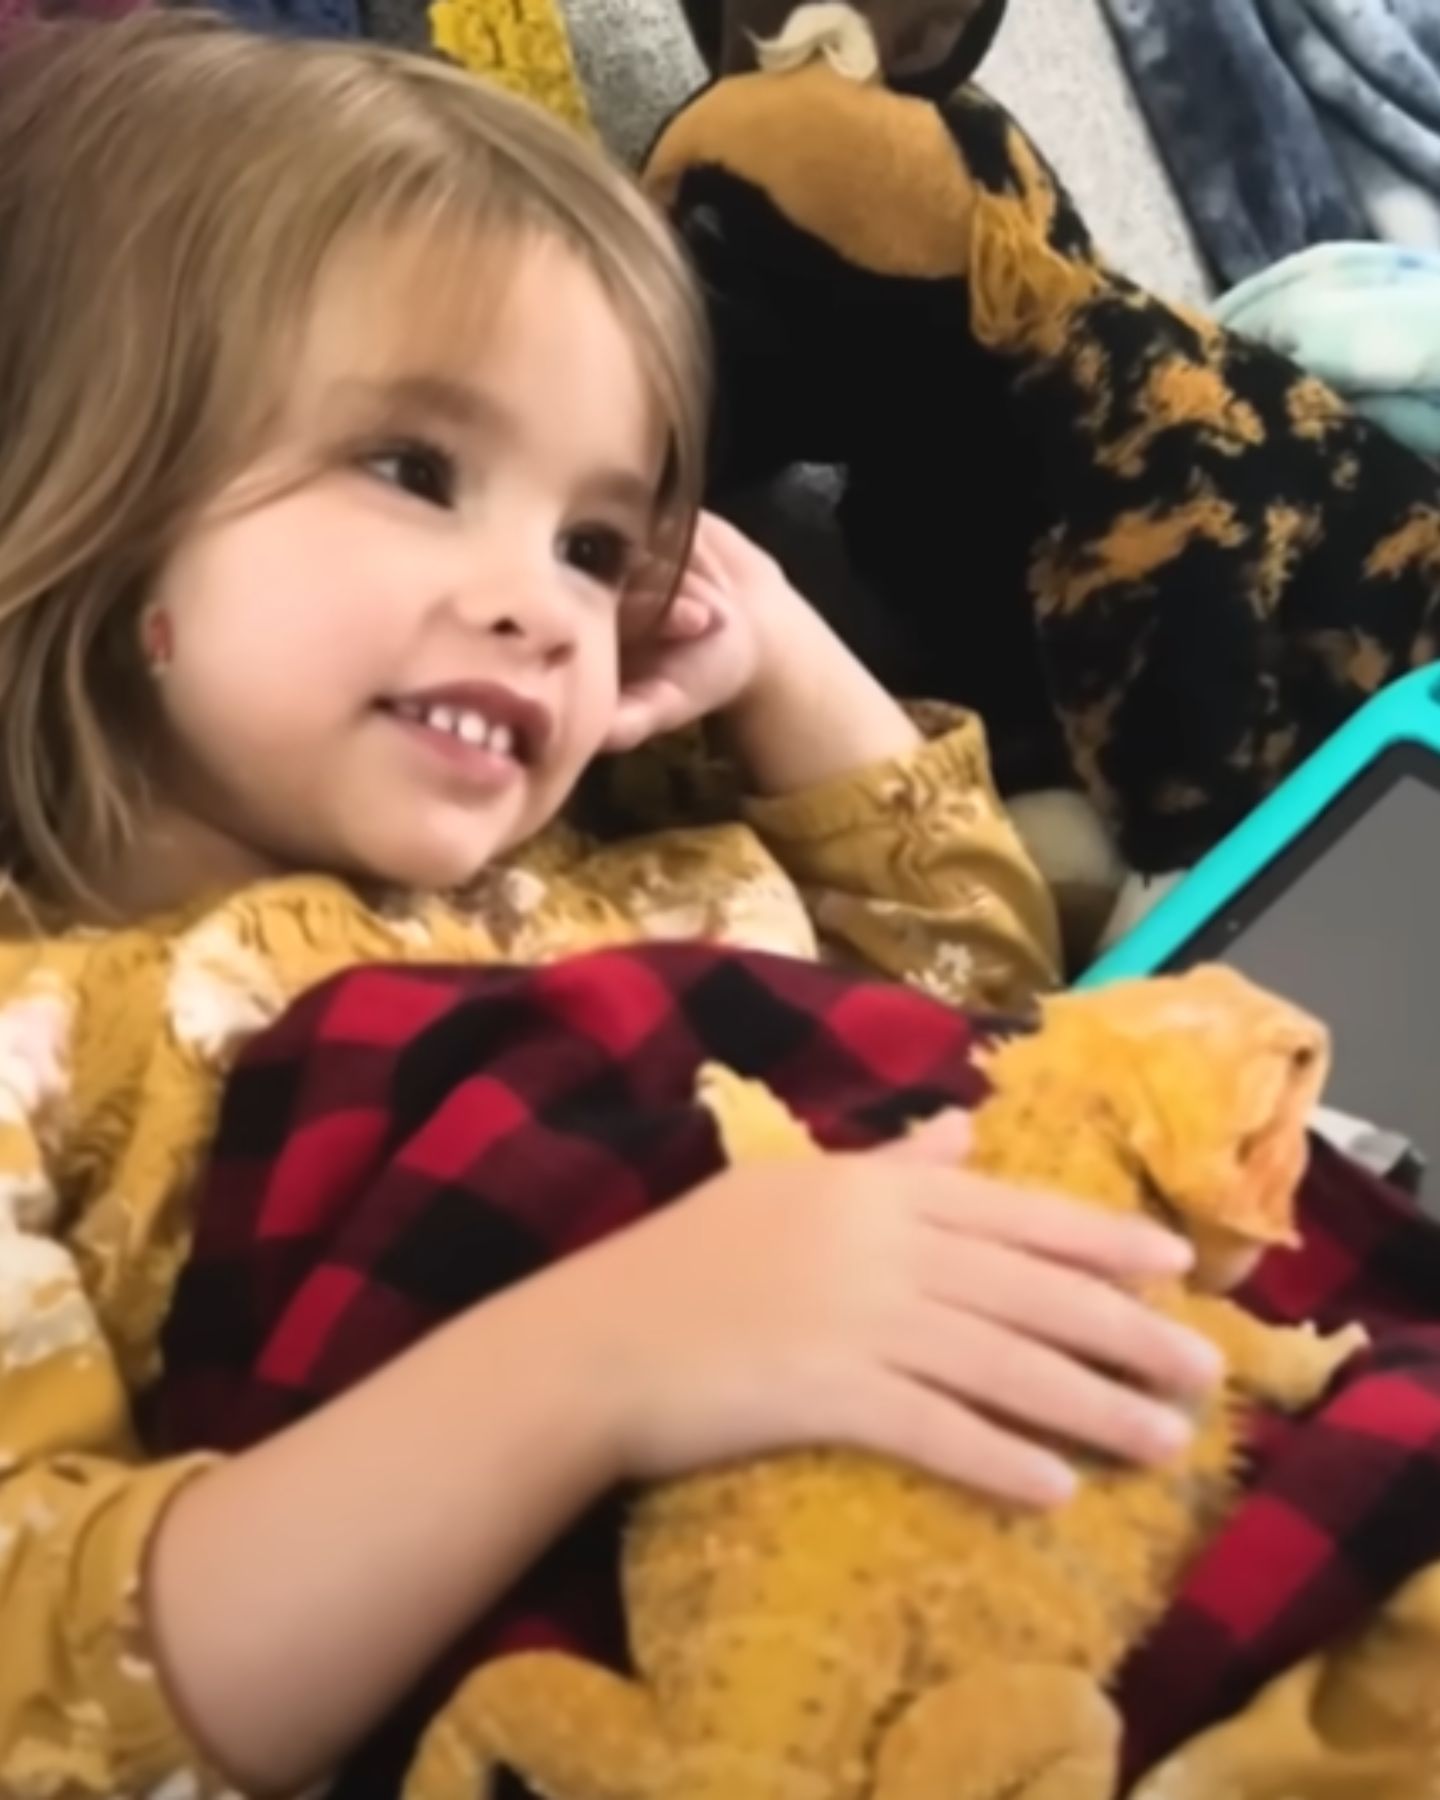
[
  {"xmin": 721, "ymin": 588, "xmax": 833, "ymax": 735},
  {"xmin": 720, "ymin": 600, "xmax": 921, "ymax": 796},
  {"xmin": 454, "ymin": 1258, "xmax": 634, "ymax": 1491}
]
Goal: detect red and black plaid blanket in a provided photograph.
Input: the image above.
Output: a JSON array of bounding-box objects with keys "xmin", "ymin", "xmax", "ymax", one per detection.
[{"xmin": 154, "ymin": 944, "xmax": 1440, "ymax": 1797}]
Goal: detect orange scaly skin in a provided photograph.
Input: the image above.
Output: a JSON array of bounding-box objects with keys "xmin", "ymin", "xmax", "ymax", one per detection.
[{"xmin": 406, "ymin": 968, "xmax": 1367, "ymax": 1800}]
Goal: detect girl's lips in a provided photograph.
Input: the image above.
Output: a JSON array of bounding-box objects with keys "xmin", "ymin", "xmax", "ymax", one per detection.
[
  {"xmin": 381, "ymin": 707, "xmax": 526, "ymax": 792},
  {"xmin": 380, "ymin": 680, "xmax": 553, "ymax": 765}
]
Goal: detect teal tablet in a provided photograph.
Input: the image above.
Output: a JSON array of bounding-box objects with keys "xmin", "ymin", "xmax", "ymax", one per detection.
[{"xmin": 1081, "ymin": 665, "xmax": 1440, "ymax": 1200}]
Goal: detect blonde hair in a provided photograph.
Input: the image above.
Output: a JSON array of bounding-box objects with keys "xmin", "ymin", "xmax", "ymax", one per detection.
[{"xmin": 0, "ymin": 10, "xmax": 709, "ymax": 918}]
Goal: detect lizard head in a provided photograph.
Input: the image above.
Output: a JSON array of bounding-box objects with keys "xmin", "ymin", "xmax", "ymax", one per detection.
[{"xmin": 1006, "ymin": 968, "xmax": 1330, "ymax": 1292}]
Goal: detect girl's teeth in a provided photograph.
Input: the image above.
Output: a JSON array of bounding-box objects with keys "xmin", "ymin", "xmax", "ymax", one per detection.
[
  {"xmin": 398, "ymin": 701, "xmax": 521, "ymax": 757},
  {"xmin": 419, "ymin": 703, "xmax": 485, "ymax": 743}
]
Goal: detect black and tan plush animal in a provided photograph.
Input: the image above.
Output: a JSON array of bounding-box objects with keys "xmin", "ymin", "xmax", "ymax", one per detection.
[{"xmin": 641, "ymin": 4, "xmax": 1440, "ymax": 883}]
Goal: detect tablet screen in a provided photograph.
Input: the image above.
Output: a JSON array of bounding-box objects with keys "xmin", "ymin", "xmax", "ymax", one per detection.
[{"xmin": 1162, "ymin": 743, "xmax": 1440, "ymax": 1200}]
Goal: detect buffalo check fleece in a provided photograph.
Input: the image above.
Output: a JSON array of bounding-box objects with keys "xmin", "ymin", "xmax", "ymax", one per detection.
[{"xmin": 153, "ymin": 944, "xmax": 1440, "ymax": 1795}]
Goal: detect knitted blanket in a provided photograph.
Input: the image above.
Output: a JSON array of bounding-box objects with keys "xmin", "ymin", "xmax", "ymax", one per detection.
[
  {"xmin": 0, "ymin": 0, "xmax": 593, "ymax": 131},
  {"xmin": 154, "ymin": 945, "xmax": 1440, "ymax": 1796},
  {"xmin": 1100, "ymin": 0, "xmax": 1440, "ymax": 286}
]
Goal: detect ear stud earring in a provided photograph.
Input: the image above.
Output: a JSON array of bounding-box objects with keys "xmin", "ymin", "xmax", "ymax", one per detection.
[{"xmin": 142, "ymin": 608, "xmax": 175, "ymax": 675}]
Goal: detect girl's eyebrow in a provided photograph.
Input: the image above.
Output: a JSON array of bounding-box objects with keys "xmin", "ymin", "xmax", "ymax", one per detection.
[
  {"xmin": 583, "ymin": 469, "xmax": 660, "ymax": 517},
  {"xmin": 327, "ymin": 373, "xmax": 503, "ymax": 434}
]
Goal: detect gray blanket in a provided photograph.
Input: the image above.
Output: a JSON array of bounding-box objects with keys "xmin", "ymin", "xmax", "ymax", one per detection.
[{"xmin": 1100, "ymin": 0, "xmax": 1440, "ymax": 284}]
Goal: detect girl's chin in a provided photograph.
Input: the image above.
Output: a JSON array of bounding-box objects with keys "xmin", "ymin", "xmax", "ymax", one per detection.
[
  {"xmin": 358, "ymin": 823, "xmax": 520, "ymax": 895},
  {"xmin": 338, "ymin": 770, "xmax": 549, "ymax": 892}
]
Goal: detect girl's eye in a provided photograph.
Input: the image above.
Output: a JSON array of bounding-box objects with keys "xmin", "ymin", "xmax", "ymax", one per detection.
[
  {"xmin": 561, "ymin": 525, "xmax": 637, "ymax": 590},
  {"xmin": 363, "ymin": 441, "xmax": 457, "ymax": 508}
]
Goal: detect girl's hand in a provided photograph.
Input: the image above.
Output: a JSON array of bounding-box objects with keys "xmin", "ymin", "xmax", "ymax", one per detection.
[
  {"xmin": 605, "ymin": 511, "xmax": 921, "ymax": 795},
  {"xmin": 565, "ymin": 1116, "xmax": 1224, "ymax": 1509},
  {"xmin": 603, "ymin": 512, "xmax": 767, "ymax": 756}
]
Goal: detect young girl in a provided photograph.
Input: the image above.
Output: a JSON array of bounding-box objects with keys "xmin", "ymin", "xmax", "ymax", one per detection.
[{"xmin": 0, "ymin": 15, "xmax": 1224, "ymax": 1797}]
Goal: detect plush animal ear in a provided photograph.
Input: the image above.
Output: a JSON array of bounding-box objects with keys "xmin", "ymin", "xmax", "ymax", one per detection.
[
  {"xmin": 677, "ymin": 0, "xmax": 800, "ymax": 73},
  {"xmin": 676, "ymin": 0, "xmax": 725, "ymax": 71},
  {"xmin": 875, "ymin": 0, "xmax": 1009, "ymax": 97},
  {"xmin": 698, "ymin": 0, "xmax": 1008, "ymax": 88}
]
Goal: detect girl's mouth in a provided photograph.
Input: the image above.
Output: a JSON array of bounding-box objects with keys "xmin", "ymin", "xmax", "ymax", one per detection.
[
  {"xmin": 376, "ymin": 681, "xmax": 551, "ymax": 787},
  {"xmin": 384, "ymin": 697, "xmax": 520, "ymax": 760}
]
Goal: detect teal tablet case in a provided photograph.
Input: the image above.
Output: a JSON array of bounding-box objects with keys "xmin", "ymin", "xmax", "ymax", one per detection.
[{"xmin": 1081, "ymin": 665, "xmax": 1440, "ymax": 988}]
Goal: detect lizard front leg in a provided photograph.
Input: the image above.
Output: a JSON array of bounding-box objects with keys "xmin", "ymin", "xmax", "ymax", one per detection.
[
  {"xmin": 874, "ymin": 1663, "xmax": 1121, "ymax": 1800},
  {"xmin": 404, "ymin": 1653, "xmax": 664, "ymax": 1800},
  {"xmin": 1172, "ymin": 1292, "xmax": 1368, "ymax": 1414}
]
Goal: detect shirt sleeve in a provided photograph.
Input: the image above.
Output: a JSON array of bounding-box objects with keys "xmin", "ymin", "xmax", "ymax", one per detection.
[
  {"xmin": 0, "ymin": 967, "xmax": 225, "ymax": 1798},
  {"xmin": 744, "ymin": 711, "xmax": 1062, "ymax": 1010}
]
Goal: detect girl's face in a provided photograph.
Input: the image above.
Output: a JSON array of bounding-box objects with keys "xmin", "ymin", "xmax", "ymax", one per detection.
[{"xmin": 140, "ymin": 236, "xmax": 667, "ymax": 899}]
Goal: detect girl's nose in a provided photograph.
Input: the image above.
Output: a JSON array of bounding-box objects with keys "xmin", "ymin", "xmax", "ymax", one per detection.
[{"xmin": 451, "ymin": 556, "xmax": 576, "ymax": 662}]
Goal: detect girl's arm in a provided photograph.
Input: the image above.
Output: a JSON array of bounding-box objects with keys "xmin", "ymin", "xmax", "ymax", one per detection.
[
  {"xmin": 0, "ymin": 1127, "xmax": 630, "ymax": 1800},
  {"xmin": 0, "ymin": 949, "xmax": 626, "ymax": 1800},
  {"xmin": 611, "ymin": 513, "xmax": 1061, "ymax": 1005},
  {"xmin": 147, "ymin": 1258, "xmax": 622, "ymax": 1794},
  {"xmin": 723, "ymin": 560, "xmax": 1062, "ymax": 1006},
  {"xmin": 720, "ymin": 575, "xmax": 924, "ymax": 795}
]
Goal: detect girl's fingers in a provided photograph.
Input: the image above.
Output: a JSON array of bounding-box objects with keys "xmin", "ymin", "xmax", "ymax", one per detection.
[
  {"xmin": 603, "ymin": 681, "xmax": 685, "ymax": 754},
  {"xmin": 697, "ymin": 510, "xmax": 760, "ymax": 568},
  {"xmin": 602, "ymin": 703, "xmax": 654, "ymax": 756},
  {"xmin": 917, "ymin": 1236, "xmax": 1222, "ymax": 1399},
  {"xmin": 660, "ymin": 593, "xmax": 715, "ymax": 641},
  {"xmin": 912, "ymin": 1170, "xmax": 1193, "ymax": 1279},
  {"xmin": 677, "ymin": 540, "xmax": 728, "ymax": 592},
  {"xmin": 889, "ymin": 1303, "xmax": 1196, "ymax": 1471},
  {"xmin": 686, "ymin": 512, "xmax": 767, "ymax": 589},
  {"xmin": 837, "ymin": 1368, "xmax": 1076, "ymax": 1508}
]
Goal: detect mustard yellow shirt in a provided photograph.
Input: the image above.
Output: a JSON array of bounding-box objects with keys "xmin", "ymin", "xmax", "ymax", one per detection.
[{"xmin": 0, "ymin": 720, "xmax": 1058, "ymax": 1796}]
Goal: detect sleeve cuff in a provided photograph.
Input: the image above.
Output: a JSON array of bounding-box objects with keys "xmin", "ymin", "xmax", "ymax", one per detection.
[
  {"xmin": 743, "ymin": 714, "xmax": 996, "ymax": 847},
  {"xmin": 63, "ymin": 1453, "xmax": 232, "ymax": 1793}
]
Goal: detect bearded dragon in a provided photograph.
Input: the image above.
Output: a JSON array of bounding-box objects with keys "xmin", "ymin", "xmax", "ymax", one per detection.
[{"xmin": 406, "ymin": 966, "xmax": 1367, "ymax": 1800}]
